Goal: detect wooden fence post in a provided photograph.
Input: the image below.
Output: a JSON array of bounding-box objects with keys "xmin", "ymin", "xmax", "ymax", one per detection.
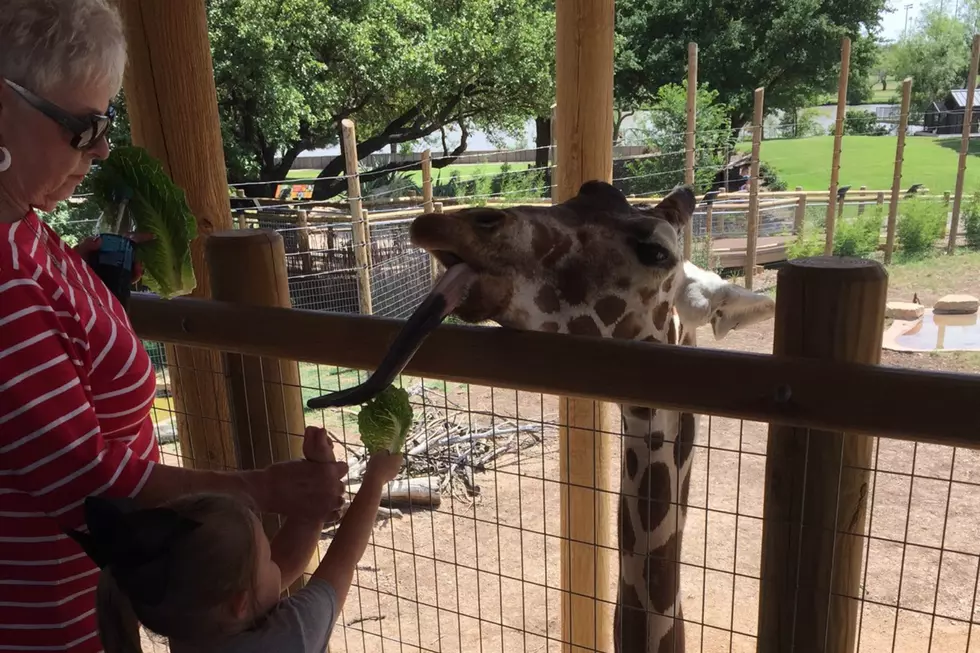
[
  {"xmin": 794, "ymin": 186, "xmax": 807, "ymax": 234},
  {"xmin": 876, "ymin": 192, "xmax": 885, "ymax": 207},
  {"xmin": 297, "ymin": 210, "xmax": 313, "ymax": 275},
  {"xmin": 757, "ymin": 256, "xmax": 887, "ymax": 653},
  {"xmin": 430, "ymin": 202, "xmax": 444, "ymax": 285},
  {"xmin": 551, "ymin": 102, "xmax": 558, "ymax": 206},
  {"xmin": 206, "ymin": 228, "xmax": 312, "ymax": 590},
  {"xmin": 115, "ymin": 0, "xmax": 236, "ymax": 470},
  {"xmin": 362, "ymin": 209, "xmax": 374, "ymax": 268},
  {"xmin": 858, "ymin": 185, "xmax": 867, "ymax": 214},
  {"xmin": 885, "ymin": 78, "xmax": 912, "ymax": 265},
  {"xmin": 684, "ymin": 42, "xmax": 698, "ymax": 261},
  {"xmin": 340, "ymin": 119, "xmax": 373, "ymax": 315},
  {"xmin": 422, "ymin": 149, "xmax": 435, "ymax": 214},
  {"xmin": 556, "ymin": 1, "xmax": 616, "ymax": 651},
  {"xmin": 949, "ymin": 33, "xmax": 980, "ymax": 254},
  {"xmin": 745, "ymin": 87, "xmax": 764, "ymax": 289},
  {"xmin": 825, "ymin": 37, "xmax": 851, "ymax": 256}
]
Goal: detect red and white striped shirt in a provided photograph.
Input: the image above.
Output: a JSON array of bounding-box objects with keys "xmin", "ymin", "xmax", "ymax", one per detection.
[{"xmin": 0, "ymin": 211, "xmax": 159, "ymax": 652}]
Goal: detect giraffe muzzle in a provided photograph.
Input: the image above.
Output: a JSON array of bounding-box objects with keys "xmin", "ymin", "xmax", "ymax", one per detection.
[{"xmin": 306, "ymin": 262, "xmax": 476, "ymax": 409}]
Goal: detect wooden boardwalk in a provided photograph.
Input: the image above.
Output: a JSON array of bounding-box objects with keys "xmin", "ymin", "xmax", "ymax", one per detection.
[{"xmin": 710, "ymin": 235, "xmax": 790, "ymax": 269}]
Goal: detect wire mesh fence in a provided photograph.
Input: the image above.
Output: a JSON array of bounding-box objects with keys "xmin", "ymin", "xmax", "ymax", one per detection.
[{"xmin": 136, "ymin": 345, "xmax": 980, "ymax": 653}]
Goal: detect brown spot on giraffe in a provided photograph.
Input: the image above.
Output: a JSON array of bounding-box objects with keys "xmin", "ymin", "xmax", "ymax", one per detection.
[
  {"xmin": 679, "ymin": 470, "xmax": 692, "ymax": 512},
  {"xmin": 674, "ymin": 413, "xmax": 696, "ymax": 469},
  {"xmin": 535, "ymin": 285, "xmax": 561, "ymax": 314},
  {"xmin": 619, "ymin": 494, "xmax": 637, "ymax": 552},
  {"xmin": 567, "ymin": 315, "xmax": 601, "ymax": 337},
  {"xmin": 637, "ymin": 462, "xmax": 671, "ymax": 533},
  {"xmin": 646, "ymin": 430, "xmax": 666, "ymax": 451},
  {"xmin": 625, "ymin": 448, "xmax": 639, "ymax": 479},
  {"xmin": 614, "ymin": 581, "xmax": 647, "ymax": 653},
  {"xmin": 661, "ymin": 274, "xmax": 675, "ymax": 295},
  {"xmin": 646, "ymin": 533, "xmax": 680, "ymax": 614},
  {"xmin": 658, "ymin": 620, "xmax": 684, "ymax": 653},
  {"xmin": 542, "ymin": 232, "xmax": 574, "ymax": 268},
  {"xmin": 531, "ymin": 221, "xmax": 555, "ymax": 259},
  {"xmin": 595, "ymin": 295, "xmax": 628, "ymax": 326},
  {"xmin": 653, "ymin": 302, "xmax": 670, "ymax": 332},
  {"xmin": 556, "ymin": 259, "xmax": 589, "ymax": 305},
  {"xmin": 639, "ymin": 287, "xmax": 659, "ymax": 304},
  {"xmin": 613, "ymin": 313, "xmax": 644, "ymax": 339}
]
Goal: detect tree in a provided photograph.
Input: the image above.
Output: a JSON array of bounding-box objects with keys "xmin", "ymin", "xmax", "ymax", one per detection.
[
  {"xmin": 888, "ymin": 5, "xmax": 972, "ymax": 116},
  {"xmin": 204, "ymin": 0, "xmax": 554, "ymax": 199},
  {"xmin": 614, "ymin": 0, "xmax": 887, "ymax": 127}
]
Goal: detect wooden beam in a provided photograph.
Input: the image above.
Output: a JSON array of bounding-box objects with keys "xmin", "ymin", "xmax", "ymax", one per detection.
[
  {"xmin": 555, "ymin": 1, "xmax": 616, "ymax": 651},
  {"xmin": 341, "ymin": 119, "xmax": 373, "ymax": 315},
  {"xmin": 757, "ymin": 257, "xmax": 887, "ymax": 653},
  {"xmin": 949, "ymin": 34, "xmax": 980, "ymax": 254},
  {"xmin": 684, "ymin": 42, "xmax": 698, "ymax": 260},
  {"xmin": 745, "ymin": 87, "xmax": 765, "ymax": 288},
  {"xmin": 825, "ymin": 37, "xmax": 851, "ymax": 256},
  {"xmin": 114, "ymin": 0, "xmax": 235, "ymax": 470}
]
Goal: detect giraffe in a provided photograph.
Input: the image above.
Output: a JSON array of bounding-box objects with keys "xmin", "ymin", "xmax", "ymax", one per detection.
[{"xmin": 408, "ymin": 180, "xmax": 775, "ymax": 653}]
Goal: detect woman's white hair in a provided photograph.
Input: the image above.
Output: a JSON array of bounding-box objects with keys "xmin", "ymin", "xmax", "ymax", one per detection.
[{"xmin": 0, "ymin": 0, "xmax": 128, "ymax": 96}]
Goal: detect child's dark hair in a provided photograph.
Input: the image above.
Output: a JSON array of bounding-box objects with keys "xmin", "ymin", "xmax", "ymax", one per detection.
[{"xmin": 68, "ymin": 494, "xmax": 259, "ymax": 653}]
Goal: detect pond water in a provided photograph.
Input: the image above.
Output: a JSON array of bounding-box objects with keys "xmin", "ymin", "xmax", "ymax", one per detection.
[{"xmin": 889, "ymin": 311, "xmax": 980, "ymax": 352}]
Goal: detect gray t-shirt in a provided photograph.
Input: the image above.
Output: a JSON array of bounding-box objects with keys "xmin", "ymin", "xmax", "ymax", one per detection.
[{"xmin": 169, "ymin": 578, "xmax": 339, "ymax": 653}]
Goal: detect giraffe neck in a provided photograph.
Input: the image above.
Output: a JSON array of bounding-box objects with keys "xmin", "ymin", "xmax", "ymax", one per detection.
[{"xmin": 614, "ymin": 314, "xmax": 697, "ymax": 653}]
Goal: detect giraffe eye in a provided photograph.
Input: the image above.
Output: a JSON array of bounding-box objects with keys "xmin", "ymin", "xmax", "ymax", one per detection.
[
  {"xmin": 634, "ymin": 241, "xmax": 672, "ymax": 267},
  {"xmin": 471, "ymin": 210, "xmax": 506, "ymax": 230}
]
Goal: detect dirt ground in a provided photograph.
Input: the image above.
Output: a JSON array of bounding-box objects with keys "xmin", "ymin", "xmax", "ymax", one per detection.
[{"xmin": 145, "ymin": 254, "xmax": 980, "ymax": 653}]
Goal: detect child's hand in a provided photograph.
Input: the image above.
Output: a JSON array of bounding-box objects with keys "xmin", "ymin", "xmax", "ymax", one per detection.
[
  {"xmin": 302, "ymin": 425, "xmax": 336, "ymax": 464},
  {"xmin": 364, "ymin": 450, "xmax": 404, "ymax": 486}
]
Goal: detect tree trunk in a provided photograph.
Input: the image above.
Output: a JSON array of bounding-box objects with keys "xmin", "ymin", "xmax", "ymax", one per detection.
[{"xmin": 535, "ymin": 115, "xmax": 552, "ymax": 189}]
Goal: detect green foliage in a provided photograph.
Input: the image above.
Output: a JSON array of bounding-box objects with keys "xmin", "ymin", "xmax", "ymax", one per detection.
[
  {"xmin": 89, "ymin": 146, "xmax": 198, "ymax": 299},
  {"xmin": 896, "ymin": 197, "xmax": 946, "ymax": 260},
  {"xmin": 614, "ymin": 0, "xmax": 886, "ymax": 124},
  {"xmin": 786, "ymin": 227, "xmax": 825, "ymax": 260},
  {"xmin": 200, "ymin": 0, "xmax": 554, "ymax": 196},
  {"xmin": 759, "ymin": 162, "xmax": 787, "ymax": 191},
  {"xmin": 963, "ymin": 192, "xmax": 980, "ymax": 251},
  {"xmin": 843, "ymin": 109, "xmax": 889, "ymax": 136},
  {"xmin": 834, "ymin": 207, "xmax": 883, "ymax": 257},
  {"xmin": 619, "ymin": 82, "xmax": 732, "ymax": 196},
  {"xmin": 780, "ymin": 108, "xmax": 825, "ymax": 139},
  {"xmin": 357, "ymin": 385, "xmax": 414, "ymax": 455},
  {"xmin": 887, "ymin": 7, "xmax": 973, "ymax": 116},
  {"xmin": 434, "ymin": 163, "xmax": 548, "ymax": 205}
]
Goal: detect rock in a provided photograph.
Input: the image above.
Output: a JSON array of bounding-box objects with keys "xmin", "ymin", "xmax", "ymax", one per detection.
[
  {"xmin": 934, "ymin": 294, "xmax": 979, "ymax": 315},
  {"xmin": 885, "ymin": 301, "xmax": 925, "ymax": 321}
]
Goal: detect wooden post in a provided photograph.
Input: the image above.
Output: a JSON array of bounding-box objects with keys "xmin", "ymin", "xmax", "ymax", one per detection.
[
  {"xmin": 683, "ymin": 42, "xmax": 698, "ymax": 260},
  {"xmin": 555, "ymin": 2, "xmax": 616, "ymax": 652},
  {"xmin": 551, "ymin": 103, "xmax": 558, "ymax": 206},
  {"xmin": 297, "ymin": 210, "xmax": 313, "ymax": 275},
  {"xmin": 744, "ymin": 87, "xmax": 765, "ymax": 290},
  {"xmin": 885, "ymin": 78, "xmax": 913, "ymax": 265},
  {"xmin": 340, "ymin": 119, "xmax": 373, "ymax": 315},
  {"xmin": 825, "ymin": 37, "xmax": 851, "ymax": 256},
  {"xmin": 236, "ymin": 211, "xmax": 248, "ymax": 230},
  {"xmin": 876, "ymin": 192, "xmax": 885, "ymax": 207},
  {"xmin": 362, "ymin": 209, "xmax": 374, "ymax": 268},
  {"xmin": 705, "ymin": 200, "xmax": 714, "ymax": 269},
  {"xmin": 949, "ymin": 34, "xmax": 980, "ymax": 254},
  {"xmin": 794, "ymin": 187, "xmax": 808, "ymax": 234},
  {"xmin": 757, "ymin": 257, "xmax": 886, "ymax": 653},
  {"xmin": 430, "ymin": 202, "xmax": 444, "ymax": 284},
  {"xmin": 206, "ymin": 229, "xmax": 312, "ymax": 591},
  {"xmin": 115, "ymin": 0, "xmax": 236, "ymax": 470},
  {"xmin": 422, "ymin": 149, "xmax": 435, "ymax": 214},
  {"xmin": 858, "ymin": 185, "xmax": 867, "ymax": 214}
]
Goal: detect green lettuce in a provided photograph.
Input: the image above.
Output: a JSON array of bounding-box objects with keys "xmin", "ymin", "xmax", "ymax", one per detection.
[{"xmin": 89, "ymin": 146, "xmax": 198, "ymax": 298}]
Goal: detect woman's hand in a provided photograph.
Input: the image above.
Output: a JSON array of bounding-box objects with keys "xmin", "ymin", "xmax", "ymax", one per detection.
[
  {"xmin": 302, "ymin": 425, "xmax": 337, "ymax": 464},
  {"xmin": 75, "ymin": 233, "xmax": 154, "ymax": 284}
]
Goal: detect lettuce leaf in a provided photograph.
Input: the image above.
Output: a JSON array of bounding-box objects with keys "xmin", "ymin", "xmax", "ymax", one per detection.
[{"xmin": 89, "ymin": 146, "xmax": 198, "ymax": 299}]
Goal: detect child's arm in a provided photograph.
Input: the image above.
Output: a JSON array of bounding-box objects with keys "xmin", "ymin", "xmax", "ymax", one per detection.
[
  {"xmin": 271, "ymin": 426, "xmax": 343, "ymax": 589},
  {"xmin": 312, "ymin": 451, "xmax": 402, "ymax": 608}
]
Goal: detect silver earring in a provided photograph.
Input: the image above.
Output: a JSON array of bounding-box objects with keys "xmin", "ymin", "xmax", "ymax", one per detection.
[{"xmin": 0, "ymin": 147, "xmax": 10, "ymax": 172}]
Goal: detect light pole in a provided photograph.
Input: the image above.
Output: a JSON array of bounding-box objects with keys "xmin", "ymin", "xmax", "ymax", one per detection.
[{"xmin": 904, "ymin": 3, "xmax": 914, "ymax": 38}]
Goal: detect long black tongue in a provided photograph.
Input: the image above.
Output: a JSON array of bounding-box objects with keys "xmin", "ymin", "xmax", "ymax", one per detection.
[{"xmin": 307, "ymin": 263, "xmax": 475, "ymax": 409}]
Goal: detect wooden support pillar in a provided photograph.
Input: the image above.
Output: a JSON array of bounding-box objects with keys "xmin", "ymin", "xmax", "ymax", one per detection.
[
  {"xmin": 794, "ymin": 187, "xmax": 807, "ymax": 234},
  {"xmin": 825, "ymin": 37, "xmax": 851, "ymax": 256},
  {"xmin": 340, "ymin": 119, "xmax": 373, "ymax": 315},
  {"xmin": 885, "ymin": 78, "xmax": 912, "ymax": 265},
  {"xmin": 744, "ymin": 87, "xmax": 764, "ymax": 289},
  {"xmin": 949, "ymin": 34, "xmax": 980, "ymax": 254},
  {"xmin": 115, "ymin": 0, "xmax": 235, "ymax": 470},
  {"xmin": 422, "ymin": 149, "xmax": 435, "ymax": 214},
  {"xmin": 683, "ymin": 42, "xmax": 698, "ymax": 260},
  {"xmin": 555, "ymin": 1, "xmax": 616, "ymax": 652},
  {"xmin": 757, "ymin": 257, "xmax": 887, "ymax": 653},
  {"xmin": 551, "ymin": 103, "xmax": 558, "ymax": 206}
]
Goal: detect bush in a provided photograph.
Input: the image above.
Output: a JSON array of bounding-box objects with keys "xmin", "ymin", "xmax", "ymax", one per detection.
[
  {"xmin": 843, "ymin": 109, "xmax": 889, "ymax": 136},
  {"xmin": 833, "ymin": 207, "xmax": 883, "ymax": 258},
  {"xmin": 896, "ymin": 197, "xmax": 946, "ymax": 259},
  {"xmin": 964, "ymin": 192, "xmax": 980, "ymax": 251},
  {"xmin": 759, "ymin": 161, "xmax": 787, "ymax": 191}
]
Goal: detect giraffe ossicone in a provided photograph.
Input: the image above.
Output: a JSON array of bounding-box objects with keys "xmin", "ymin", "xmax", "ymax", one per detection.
[{"xmin": 409, "ymin": 180, "xmax": 775, "ymax": 653}]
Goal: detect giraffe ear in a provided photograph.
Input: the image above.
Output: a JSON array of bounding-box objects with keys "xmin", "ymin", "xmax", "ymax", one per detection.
[
  {"xmin": 568, "ymin": 180, "xmax": 633, "ymax": 216},
  {"xmin": 651, "ymin": 185, "xmax": 696, "ymax": 229}
]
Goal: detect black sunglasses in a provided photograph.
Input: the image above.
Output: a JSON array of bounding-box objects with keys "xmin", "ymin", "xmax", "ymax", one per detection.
[{"xmin": 3, "ymin": 78, "xmax": 115, "ymax": 151}]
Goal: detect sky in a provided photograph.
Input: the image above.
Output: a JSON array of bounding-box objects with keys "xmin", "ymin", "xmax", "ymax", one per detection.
[{"xmin": 880, "ymin": 0, "xmax": 925, "ymax": 41}]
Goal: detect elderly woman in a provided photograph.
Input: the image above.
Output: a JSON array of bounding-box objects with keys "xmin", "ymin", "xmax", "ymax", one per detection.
[{"xmin": 0, "ymin": 1, "xmax": 349, "ymax": 651}]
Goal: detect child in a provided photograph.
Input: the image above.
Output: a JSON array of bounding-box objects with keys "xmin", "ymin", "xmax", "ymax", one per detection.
[{"xmin": 68, "ymin": 426, "xmax": 403, "ymax": 653}]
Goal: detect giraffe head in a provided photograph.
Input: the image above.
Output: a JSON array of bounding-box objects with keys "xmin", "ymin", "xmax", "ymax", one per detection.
[
  {"xmin": 410, "ymin": 180, "xmax": 774, "ymax": 343},
  {"xmin": 411, "ymin": 180, "xmax": 695, "ymax": 342}
]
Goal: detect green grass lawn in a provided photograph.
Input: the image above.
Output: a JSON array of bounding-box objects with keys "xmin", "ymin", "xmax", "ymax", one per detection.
[
  {"xmin": 741, "ymin": 135, "xmax": 980, "ymax": 193},
  {"xmin": 286, "ymin": 162, "xmax": 533, "ymax": 187}
]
